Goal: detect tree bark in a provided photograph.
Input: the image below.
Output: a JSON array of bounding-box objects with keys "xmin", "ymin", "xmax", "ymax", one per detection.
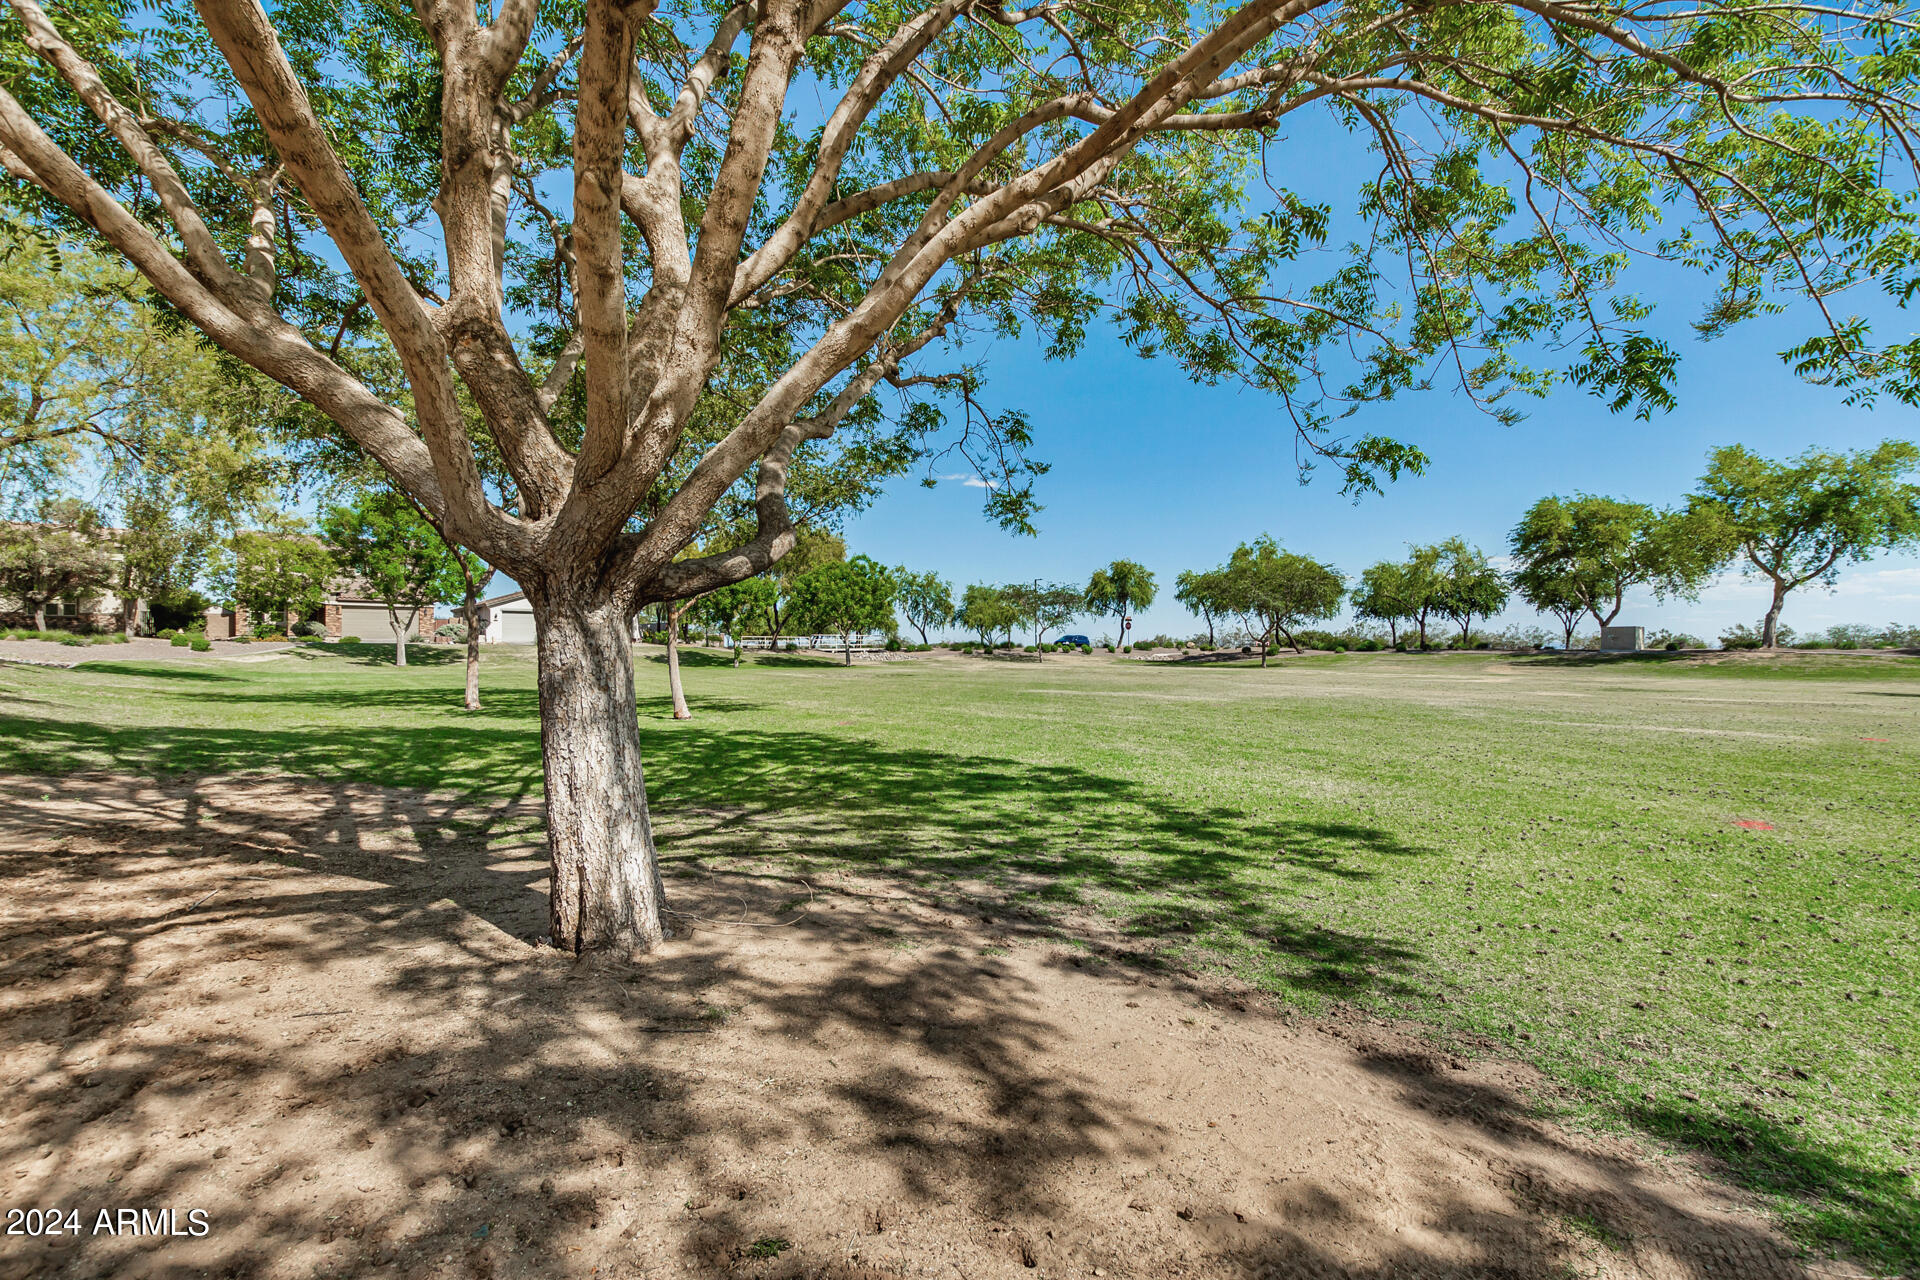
[
  {"xmin": 387, "ymin": 605, "xmax": 408, "ymax": 666},
  {"xmin": 1761, "ymin": 577, "xmax": 1788, "ymax": 648},
  {"xmin": 842, "ymin": 630, "xmax": 853, "ymax": 665},
  {"xmin": 32, "ymin": 602, "xmax": 46, "ymax": 631},
  {"xmin": 1416, "ymin": 610, "xmax": 1429, "ymax": 648},
  {"xmin": 665, "ymin": 605, "xmax": 692, "ymax": 719},
  {"xmin": 123, "ymin": 594, "xmax": 143, "ymax": 638},
  {"xmin": 530, "ymin": 582, "xmax": 667, "ymax": 953},
  {"xmin": 1386, "ymin": 619, "xmax": 1397, "ymax": 647},
  {"xmin": 462, "ymin": 587, "xmax": 481, "ymax": 710}
]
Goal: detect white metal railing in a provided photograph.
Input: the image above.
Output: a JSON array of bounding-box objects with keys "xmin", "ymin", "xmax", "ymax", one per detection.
[{"xmin": 736, "ymin": 632, "xmax": 886, "ymax": 652}]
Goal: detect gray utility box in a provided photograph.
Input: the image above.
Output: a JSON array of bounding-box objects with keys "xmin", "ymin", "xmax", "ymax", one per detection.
[{"xmin": 1600, "ymin": 625, "xmax": 1645, "ymax": 652}]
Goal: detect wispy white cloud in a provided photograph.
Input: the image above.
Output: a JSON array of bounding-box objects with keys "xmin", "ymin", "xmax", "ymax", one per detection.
[{"xmin": 934, "ymin": 472, "xmax": 996, "ymax": 490}]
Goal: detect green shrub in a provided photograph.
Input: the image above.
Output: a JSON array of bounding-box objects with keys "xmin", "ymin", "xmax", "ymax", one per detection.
[
  {"xmin": 155, "ymin": 629, "xmax": 177, "ymax": 640},
  {"xmin": 293, "ymin": 620, "xmax": 327, "ymax": 638},
  {"xmin": 190, "ymin": 637, "xmax": 211, "ymax": 652},
  {"xmin": 1333, "ymin": 644, "xmax": 1347, "ymax": 653},
  {"xmin": 231, "ymin": 635, "xmax": 252, "ymax": 644},
  {"xmin": 341, "ymin": 635, "xmax": 361, "ymax": 645},
  {"xmin": 885, "ymin": 635, "xmax": 901, "ymax": 651},
  {"xmin": 59, "ymin": 634, "xmax": 86, "ymax": 646},
  {"xmin": 1080, "ymin": 644, "xmax": 1091, "ymax": 654},
  {"xmin": 170, "ymin": 633, "xmax": 192, "ymax": 647}
]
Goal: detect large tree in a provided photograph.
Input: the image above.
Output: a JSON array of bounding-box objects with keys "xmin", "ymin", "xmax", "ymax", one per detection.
[
  {"xmin": 7, "ymin": 0, "xmax": 1919, "ymax": 951},
  {"xmin": 1508, "ymin": 494, "xmax": 1727, "ymax": 635},
  {"xmin": 1217, "ymin": 535, "xmax": 1344, "ymax": 664},
  {"xmin": 0, "ymin": 496, "xmax": 111, "ymax": 628},
  {"xmin": 1084, "ymin": 561, "xmax": 1157, "ymax": 649},
  {"xmin": 1692, "ymin": 442, "xmax": 1920, "ymax": 648}
]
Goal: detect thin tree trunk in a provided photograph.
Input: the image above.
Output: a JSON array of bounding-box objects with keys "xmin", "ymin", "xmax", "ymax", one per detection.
[
  {"xmin": 530, "ymin": 582, "xmax": 666, "ymax": 953},
  {"xmin": 1416, "ymin": 610, "xmax": 1429, "ymax": 648},
  {"xmin": 1460, "ymin": 618, "xmax": 1471, "ymax": 646},
  {"xmin": 1279, "ymin": 624, "xmax": 1301, "ymax": 654},
  {"xmin": 1761, "ymin": 578, "xmax": 1788, "ymax": 648},
  {"xmin": 843, "ymin": 631, "xmax": 853, "ymax": 665},
  {"xmin": 1562, "ymin": 618, "xmax": 1576, "ymax": 649},
  {"xmin": 665, "ymin": 604, "xmax": 691, "ymax": 719},
  {"xmin": 32, "ymin": 603, "xmax": 46, "ymax": 631},
  {"xmin": 123, "ymin": 595, "xmax": 143, "ymax": 638},
  {"xmin": 1386, "ymin": 619, "xmax": 1398, "ymax": 647},
  {"xmin": 387, "ymin": 606, "xmax": 408, "ymax": 666},
  {"xmin": 462, "ymin": 587, "xmax": 481, "ymax": 710},
  {"xmin": 732, "ymin": 630, "xmax": 742, "ymax": 667}
]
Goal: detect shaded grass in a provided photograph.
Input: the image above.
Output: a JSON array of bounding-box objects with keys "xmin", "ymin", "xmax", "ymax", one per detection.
[{"xmin": 0, "ymin": 647, "xmax": 1914, "ymax": 1269}]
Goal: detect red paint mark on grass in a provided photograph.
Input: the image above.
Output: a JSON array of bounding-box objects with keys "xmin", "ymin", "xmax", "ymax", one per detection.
[
  {"xmin": 1860, "ymin": 737, "xmax": 1890, "ymax": 743},
  {"xmin": 1733, "ymin": 820, "xmax": 1775, "ymax": 831}
]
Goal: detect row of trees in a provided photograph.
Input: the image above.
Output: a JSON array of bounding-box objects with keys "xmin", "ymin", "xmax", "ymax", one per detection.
[{"xmin": 949, "ymin": 562, "xmax": 1158, "ymax": 649}]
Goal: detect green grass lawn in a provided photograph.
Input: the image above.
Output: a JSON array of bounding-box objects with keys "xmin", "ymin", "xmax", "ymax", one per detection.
[{"xmin": 2, "ymin": 642, "xmax": 1916, "ymax": 1268}]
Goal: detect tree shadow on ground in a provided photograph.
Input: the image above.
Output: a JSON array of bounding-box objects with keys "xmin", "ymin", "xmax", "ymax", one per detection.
[
  {"xmin": 0, "ymin": 773, "xmax": 1841, "ymax": 1280},
  {"xmin": 69, "ymin": 662, "xmax": 247, "ymax": 681},
  {"xmin": 0, "ymin": 696, "xmax": 1909, "ymax": 1273}
]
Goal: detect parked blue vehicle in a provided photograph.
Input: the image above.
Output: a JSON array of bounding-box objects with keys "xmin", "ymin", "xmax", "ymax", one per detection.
[{"xmin": 1056, "ymin": 634, "xmax": 1091, "ymax": 647}]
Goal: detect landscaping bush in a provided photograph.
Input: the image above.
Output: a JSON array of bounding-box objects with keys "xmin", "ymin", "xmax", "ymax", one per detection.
[
  {"xmin": 293, "ymin": 620, "xmax": 327, "ymax": 638},
  {"xmin": 170, "ymin": 634, "xmax": 192, "ymax": 647},
  {"xmin": 1079, "ymin": 644, "xmax": 1091, "ymax": 654},
  {"xmin": 190, "ymin": 637, "xmax": 211, "ymax": 652},
  {"xmin": 438, "ymin": 622, "xmax": 468, "ymax": 643},
  {"xmin": 885, "ymin": 635, "xmax": 901, "ymax": 651},
  {"xmin": 59, "ymin": 634, "xmax": 86, "ymax": 646},
  {"xmin": 341, "ymin": 635, "xmax": 361, "ymax": 645},
  {"xmin": 1333, "ymin": 644, "xmax": 1347, "ymax": 653},
  {"xmin": 155, "ymin": 629, "xmax": 177, "ymax": 640}
]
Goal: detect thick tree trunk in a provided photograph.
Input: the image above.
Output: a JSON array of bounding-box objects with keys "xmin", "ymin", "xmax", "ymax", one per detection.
[
  {"xmin": 530, "ymin": 583, "xmax": 667, "ymax": 953},
  {"xmin": 123, "ymin": 595, "xmax": 143, "ymax": 638},
  {"xmin": 1761, "ymin": 579, "xmax": 1788, "ymax": 648},
  {"xmin": 665, "ymin": 616, "xmax": 691, "ymax": 719},
  {"xmin": 387, "ymin": 606, "xmax": 408, "ymax": 666}
]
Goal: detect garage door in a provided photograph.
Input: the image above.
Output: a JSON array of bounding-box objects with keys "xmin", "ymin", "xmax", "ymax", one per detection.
[
  {"xmin": 338, "ymin": 603, "xmax": 411, "ymax": 641},
  {"xmin": 497, "ymin": 610, "xmax": 538, "ymax": 645}
]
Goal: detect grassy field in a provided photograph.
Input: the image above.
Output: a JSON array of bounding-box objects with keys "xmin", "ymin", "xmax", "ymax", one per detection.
[{"xmin": 1, "ymin": 642, "xmax": 1915, "ymax": 1269}]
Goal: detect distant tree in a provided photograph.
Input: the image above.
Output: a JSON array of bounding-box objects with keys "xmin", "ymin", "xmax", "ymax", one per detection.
[
  {"xmin": 761, "ymin": 528, "xmax": 846, "ymax": 647},
  {"xmin": 1429, "ymin": 538, "xmax": 1511, "ymax": 646},
  {"xmin": 0, "ymin": 497, "xmax": 112, "ymax": 629},
  {"xmin": 785, "ymin": 556, "xmax": 896, "ymax": 665},
  {"xmin": 1692, "ymin": 442, "xmax": 1920, "ymax": 648},
  {"xmin": 217, "ymin": 524, "xmax": 336, "ymax": 638},
  {"xmin": 321, "ymin": 493, "xmax": 471, "ymax": 666},
  {"xmin": 112, "ymin": 488, "xmax": 209, "ymax": 637},
  {"xmin": 1509, "ymin": 495, "xmax": 1728, "ymax": 636},
  {"xmin": 1400, "ymin": 544, "xmax": 1447, "ymax": 648},
  {"xmin": 698, "ymin": 577, "xmax": 779, "ymax": 668},
  {"xmin": 1508, "ymin": 563, "xmax": 1587, "ymax": 650},
  {"xmin": 1084, "ymin": 561, "xmax": 1157, "ymax": 649},
  {"xmin": 1350, "ymin": 560, "xmax": 1422, "ymax": 647},
  {"xmin": 892, "ymin": 568, "xmax": 954, "ymax": 645},
  {"xmin": 1004, "ymin": 581, "xmax": 1082, "ymax": 650},
  {"xmin": 1217, "ymin": 537, "xmax": 1344, "ymax": 665},
  {"xmin": 1174, "ymin": 568, "xmax": 1232, "ymax": 648},
  {"xmin": 959, "ymin": 584, "xmax": 1018, "ymax": 647}
]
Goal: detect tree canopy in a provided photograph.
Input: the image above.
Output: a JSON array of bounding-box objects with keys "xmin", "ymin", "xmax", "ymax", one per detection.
[
  {"xmin": 12, "ymin": 0, "xmax": 1920, "ymax": 951},
  {"xmin": 1508, "ymin": 494, "xmax": 1727, "ymax": 635},
  {"xmin": 891, "ymin": 567, "xmax": 954, "ymax": 645},
  {"xmin": 321, "ymin": 490, "xmax": 476, "ymax": 664},
  {"xmin": 1084, "ymin": 561, "xmax": 1157, "ymax": 645},
  {"xmin": 1427, "ymin": 537, "xmax": 1508, "ymax": 645},
  {"xmin": 1217, "ymin": 535, "xmax": 1344, "ymax": 662},
  {"xmin": 1692, "ymin": 442, "xmax": 1920, "ymax": 647},
  {"xmin": 0, "ymin": 496, "xmax": 110, "ymax": 629},
  {"xmin": 784, "ymin": 554, "xmax": 896, "ymax": 661}
]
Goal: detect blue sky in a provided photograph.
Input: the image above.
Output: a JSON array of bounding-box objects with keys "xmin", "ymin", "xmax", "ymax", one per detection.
[{"xmin": 840, "ymin": 300, "xmax": 1920, "ymax": 644}]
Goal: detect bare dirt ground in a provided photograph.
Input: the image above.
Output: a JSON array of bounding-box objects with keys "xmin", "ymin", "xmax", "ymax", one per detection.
[{"xmin": 0, "ymin": 774, "xmax": 1846, "ymax": 1280}]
